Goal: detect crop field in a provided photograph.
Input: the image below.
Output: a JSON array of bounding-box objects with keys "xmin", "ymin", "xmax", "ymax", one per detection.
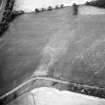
[{"xmin": 0, "ymin": 5, "xmax": 105, "ymax": 100}]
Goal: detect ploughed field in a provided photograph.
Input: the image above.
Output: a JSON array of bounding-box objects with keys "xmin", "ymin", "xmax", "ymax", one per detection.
[
  {"xmin": 7, "ymin": 87, "xmax": 105, "ymax": 105},
  {"xmin": 0, "ymin": 6, "xmax": 105, "ymax": 97}
]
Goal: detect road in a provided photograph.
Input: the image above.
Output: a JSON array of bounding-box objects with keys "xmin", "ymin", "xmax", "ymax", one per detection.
[{"xmin": 1, "ymin": 6, "xmax": 105, "ymax": 97}]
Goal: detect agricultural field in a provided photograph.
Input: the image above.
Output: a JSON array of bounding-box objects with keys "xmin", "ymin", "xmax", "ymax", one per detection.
[{"xmin": 1, "ymin": 4, "xmax": 105, "ymax": 104}]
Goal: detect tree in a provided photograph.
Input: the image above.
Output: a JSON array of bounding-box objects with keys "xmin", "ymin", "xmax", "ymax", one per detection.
[
  {"xmin": 96, "ymin": 0, "xmax": 105, "ymax": 7},
  {"xmin": 86, "ymin": 0, "xmax": 105, "ymax": 8},
  {"xmin": 35, "ymin": 8, "xmax": 40, "ymax": 13},
  {"xmin": 48, "ymin": 6, "xmax": 52, "ymax": 11}
]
